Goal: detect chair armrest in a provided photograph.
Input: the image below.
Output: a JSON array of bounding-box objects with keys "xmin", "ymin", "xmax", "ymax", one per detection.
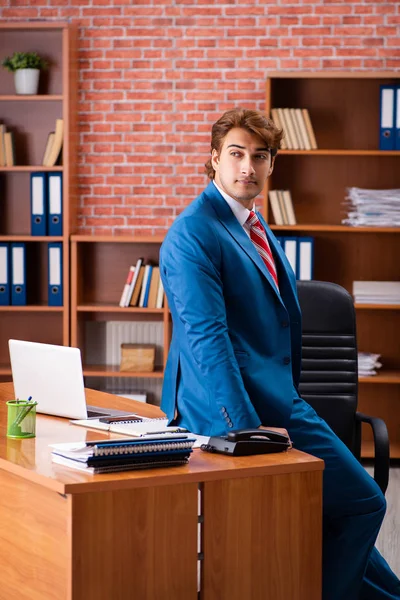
[{"xmin": 355, "ymin": 412, "xmax": 389, "ymax": 495}]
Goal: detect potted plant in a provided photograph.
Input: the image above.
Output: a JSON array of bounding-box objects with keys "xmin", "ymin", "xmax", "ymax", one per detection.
[{"xmin": 2, "ymin": 52, "xmax": 48, "ymax": 95}]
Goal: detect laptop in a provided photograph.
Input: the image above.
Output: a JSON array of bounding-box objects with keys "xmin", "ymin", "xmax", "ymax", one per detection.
[{"xmin": 9, "ymin": 339, "xmax": 130, "ymax": 420}]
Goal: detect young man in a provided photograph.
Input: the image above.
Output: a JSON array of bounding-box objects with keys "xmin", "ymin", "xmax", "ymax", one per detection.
[{"xmin": 159, "ymin": 108, "xmax": 400, "ymax": 599}]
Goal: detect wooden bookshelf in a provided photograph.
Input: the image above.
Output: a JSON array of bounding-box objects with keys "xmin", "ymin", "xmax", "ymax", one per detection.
[
  {"xmin": 266, "ymin": 71, "xmax": 400, "ymax": 458},
  {"xmin": 82, "ymin": 365, "xmax": 164, "ymax": 378},
  {"xmin": 0, "ymin": 166, "xmax": 64, "ymax": 172},
  {"xmin": 271, "ymin": 225, "xmax": 400, "ymax": 233},
  {"xmin": 0, "ymin": 95, "xmax": 64, "ymax": 101},
  {"xmin": 71, "ymin": 236, "xmax": 169, "ymax": 396},
  {"xmin": 279, "ymin": 150, "xmax": 400, "ymax": 156},
  {"xmin": 0, "ymin": 22, "xmax": 77, "ymax": 379}
]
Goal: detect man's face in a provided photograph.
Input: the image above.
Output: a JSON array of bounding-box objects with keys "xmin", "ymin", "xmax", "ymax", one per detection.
[{"xmin": 211, "ymin": 127, "xmax": 275, "ymax": 209}]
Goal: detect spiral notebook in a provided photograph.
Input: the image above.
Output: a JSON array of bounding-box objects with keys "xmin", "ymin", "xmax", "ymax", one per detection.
[
  {"xmin": 51, "ymin": 436, "xmax": 195, "ymax": 474},
  {"xmin": 52, "ymin": 454, "xmax": 190, "ymax": 474},
  {"xmin": 71, "ymin": 415, "xmax": 186, "ymax": 437}
]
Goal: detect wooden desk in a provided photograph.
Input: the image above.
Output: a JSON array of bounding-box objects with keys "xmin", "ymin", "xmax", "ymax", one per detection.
[{"xmin": 0, "ymin": 382, "xmax": 324, "ymax": 600}]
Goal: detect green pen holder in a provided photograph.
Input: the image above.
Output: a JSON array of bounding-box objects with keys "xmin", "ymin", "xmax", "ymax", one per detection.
[{"xmin": 6, "ymin": 400, "xmax": 37, "ymax": 439}]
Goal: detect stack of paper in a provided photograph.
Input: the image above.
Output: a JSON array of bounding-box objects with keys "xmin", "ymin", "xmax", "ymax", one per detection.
[
  {"xmin": 51, "ymin": 435, "xmax": 196, "ymax": 474},
  {"xmin": 353, "ymin": 281, "xmax": 400, "ymax": 305},
  {"xmin": 342, "ymin": 188, "xmax": 400, "ymax": 227},
  {"xmin": 358, "ymin": 352, "xmax": 382, "ymax": 377}
]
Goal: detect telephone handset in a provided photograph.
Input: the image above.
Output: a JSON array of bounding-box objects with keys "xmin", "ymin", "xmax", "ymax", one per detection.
[{"xmin": 201, "ymin": 428, "xmax": 291, "ymax": 456}]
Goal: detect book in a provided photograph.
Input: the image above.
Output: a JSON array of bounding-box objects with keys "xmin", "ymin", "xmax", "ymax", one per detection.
[
  {"xmin": 147, "ymin": 266, "xmax": 160, "ymax": 309},
  {"xmin": 268, "ymin": 190, "xmax": 284, "ymax": 225},
  {"xmin": 129, "ymin": 264, "xmax": 145, "ymax": 307},
  {"xmin": 42, "ymin": 132, "xmax": 55, "ymax": 166},
  {"xmin": 270, "ymin": 108, "xmax": 288, "ymax": 150},
  {"xmin": 282, "ymin": 190, "xmax": 296, "ymax": 225},
  {"xmin": 139, "ymin": 264, "xmax": 152, "ymax": 308},
  {"xmin": 302, "ymin": 109, "xmax": 318, "ymax": 149},
  {"xmin": 125, "ymin": 257, "xmax": 143, "ymax": 306},
  {"xmin": 119, "ymin": 265, "xmax": 135, "ymax": 308},
  {"xmin": 283, "ymin": 109, "xmax": 299, "ymax": 150},
  {"xmin": 0, "ymin": 125, "xmax": 6, "ymax": 167},
  {"xmin": 277, "ymin": 190, "xmax": 289, "ymax": 224},
  {"xmin": 4, "ymin": 132, "xmax": 15, "ymax": 166},
  {"xmin": 290, "ymin": 108, "xmax": 303, "ymax": 150},
  {"xmin": 295, "ymin": 108, "xmax": 311, "ymax": 150},
  {"xmin": 280, "ymin": 109, "xmax": 295, "ymax": 149},
  {"xmin": 44, "ymin": 119, "xmax": 63, "ymax": 166},
  {"xmin": 156, "ymin": 276, "xmax": 164, "ymax": 309}
]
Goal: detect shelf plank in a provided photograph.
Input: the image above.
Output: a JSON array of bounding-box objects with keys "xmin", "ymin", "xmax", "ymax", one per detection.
[
  {"xmin": 279, "ymin": 150, "xmax": 400, "ymax": 156},
  {"xmin": 359, "ymin": 371, "xmax": 400, "ymax": 384},
  {"xmin": 268, "ymin": 71, "xmax": 400, "ymax": 80},
  {"xmin": 270, "ymin": 225, "xmax": 400, "ymax": 233},
  {"xmin": 0, "ymin": 235, "xmax": 64, "ymax": 242},
  {"xmin": 362, "ymin": 441, "xmax": 400, "ymax": 460},
  {"xmin": 0, "ymin": 166, "xmax": 63, "ymax": 172},
  {"xmin": 0, "ymin": 305, "xmax": 64, "ymax": 312},
  {"xmin": 77, "ymin": 304, "xmax": 164, "ymax": 314},
  {"xmin": 83, "ymin": 365, "xmax": 164, "ymax": 378},
  {"xmin": 71, "ymin": 234, "xmax": 165, "ymax": 243},
  {"xmin": 0, "ymin": 22, "xmax": 68, "ymax": 30},
  {"xmin": 0, "ymin": 95, "xmax": 63, "ymax": 101},
  {"xmin": 355, "ymin": 304, "xmax": 400, "ymax": 310}
]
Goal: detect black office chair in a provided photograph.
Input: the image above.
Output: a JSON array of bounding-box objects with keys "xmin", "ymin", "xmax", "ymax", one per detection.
[{"xmin": 297, "ymin": 280, "xmax": 389, "ymax": 495}]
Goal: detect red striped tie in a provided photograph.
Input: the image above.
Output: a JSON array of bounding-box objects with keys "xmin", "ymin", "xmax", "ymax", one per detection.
[{"xmin": 246, "ymin": 211, "xmax": 279, "ymax": 291}]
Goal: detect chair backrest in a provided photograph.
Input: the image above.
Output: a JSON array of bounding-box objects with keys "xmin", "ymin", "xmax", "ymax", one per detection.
[{"xmin": 297, "ymin": 280, "xmax": 358, "ymax": 450}]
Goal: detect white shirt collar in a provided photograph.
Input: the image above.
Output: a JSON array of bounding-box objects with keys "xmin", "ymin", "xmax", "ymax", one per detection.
[{"xmin": 213, "ymin": 180, "xmax": 255, "ymax": 228}]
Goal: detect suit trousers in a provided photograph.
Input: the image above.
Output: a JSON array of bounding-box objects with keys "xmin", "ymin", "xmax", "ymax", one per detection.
[{"xmin": 287, "ymin": 395, "xmax": 400, "ymax": 600}]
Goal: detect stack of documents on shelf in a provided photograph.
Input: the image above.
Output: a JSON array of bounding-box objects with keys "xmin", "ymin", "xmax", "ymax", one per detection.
[
  {"xmin": 50, "ymin": 434, "xmax": 196, "ymax": 474},
  {"xmin": 353, "ymin": 281, "xmax": 400, "ymax": 305},
  {"xmin": 342, "ymin": 188, "xmax": 400, "ymax": 227},
  {"xmin": 358, "ymin": 352, "xmax": 382, "ymax": 377}
]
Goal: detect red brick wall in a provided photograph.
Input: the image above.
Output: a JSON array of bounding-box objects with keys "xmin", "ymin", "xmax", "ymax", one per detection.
[{"xmin": 2, "ymin": 1, "xmax": 400, "ymax": 235}]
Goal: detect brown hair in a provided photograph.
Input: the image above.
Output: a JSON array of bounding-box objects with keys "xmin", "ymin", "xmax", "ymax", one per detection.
[{"xmin": 204, "ymin": 107, "xmax": 283, "ymax": 179}]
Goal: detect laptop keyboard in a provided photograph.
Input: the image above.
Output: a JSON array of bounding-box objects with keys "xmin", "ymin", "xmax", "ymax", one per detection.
[{"xmin": 87, "ymin": 409, "xmax": 108, "ymax": 418}]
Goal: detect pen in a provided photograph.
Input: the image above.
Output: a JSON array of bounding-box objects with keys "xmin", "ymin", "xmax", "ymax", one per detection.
[
  {"xmin": 142, "ymin": 428, "xmax": 188, "ymax": 435},
  {"xmin": 12, "ymin": 398, "xmax": 37, "ymax": 429}
]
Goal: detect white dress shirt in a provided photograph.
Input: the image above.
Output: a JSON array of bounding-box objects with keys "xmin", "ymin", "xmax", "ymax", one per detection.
[{"xmin": 213, "ymin": 180, "xmax": 254, "ymax": 239}]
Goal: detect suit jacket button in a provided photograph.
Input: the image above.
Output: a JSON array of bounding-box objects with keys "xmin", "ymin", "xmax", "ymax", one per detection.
[
  {"xmin": 283, "ymin": 356, "xmax": 291, "ymax": 365},
  {"xmin": 228, "ymin": 422, "xmax": 234, "ymax": 428},
  {"xmin": 221, "ymin": 407, "xmax": 227, "ymax": 415},
  {"xmin": 281, "ymin": 321, "xmax": 289, "ymax": 328}
]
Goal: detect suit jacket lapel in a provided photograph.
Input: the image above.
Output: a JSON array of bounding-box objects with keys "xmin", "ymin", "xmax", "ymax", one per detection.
[
  {"xmin": 204, "ymin": 182, "xmax": 284, "ymax": 304},
  {"xmin": 257, "ymin": 211, "xmax": 301, "ymax": 314}
]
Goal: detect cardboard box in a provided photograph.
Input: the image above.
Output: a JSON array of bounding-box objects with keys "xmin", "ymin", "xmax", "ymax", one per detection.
[{"xmin": 120, "ymin": 343, "xmax": 156, "ymax": 372}]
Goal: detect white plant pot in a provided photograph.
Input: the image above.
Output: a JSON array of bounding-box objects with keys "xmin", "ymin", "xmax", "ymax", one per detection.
[{"xmin": 14, "ymin": 69, "xmax": 40, "ymax": 95}]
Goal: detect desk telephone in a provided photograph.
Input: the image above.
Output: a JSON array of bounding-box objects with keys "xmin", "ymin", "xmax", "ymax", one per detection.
[{"xmin": 201, "ymin": 428, "xmax": 291, "ymax": 456}]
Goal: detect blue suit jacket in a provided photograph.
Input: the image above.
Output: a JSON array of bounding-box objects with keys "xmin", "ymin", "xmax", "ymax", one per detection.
[{"xmin": 160, "ymin": 181, "xmax": 302, "ymax": 436}]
